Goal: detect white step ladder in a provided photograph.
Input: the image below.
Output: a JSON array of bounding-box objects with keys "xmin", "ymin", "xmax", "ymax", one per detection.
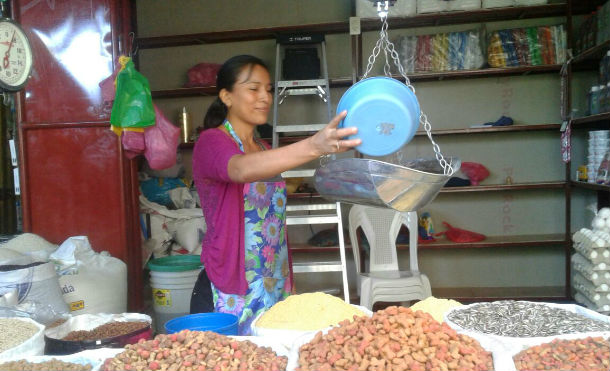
[{"xmin": 272, "ymin": 33, "xmax": 350, "ymax": 303}]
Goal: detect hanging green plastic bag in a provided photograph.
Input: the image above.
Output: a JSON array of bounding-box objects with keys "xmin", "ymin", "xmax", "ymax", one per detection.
[{"xmin": 110, "ymin": 56, "xmax": 155, "ymax": 132}]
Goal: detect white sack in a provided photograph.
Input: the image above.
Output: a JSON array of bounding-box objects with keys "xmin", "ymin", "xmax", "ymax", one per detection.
[{"xmin": 49, "ymin": 236, "xmax": 127, "ymax": 314}]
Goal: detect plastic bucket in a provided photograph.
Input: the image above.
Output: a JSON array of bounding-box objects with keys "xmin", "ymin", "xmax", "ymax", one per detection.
[
  {"xmin": 164, "ymin": 313, "xmax": 238, "ymax": 335},
  {"xmin": 337, "ymin": 76, "xmax": 420, "ymax": 157},
  {"xmin": 147, "ymin": 255, "xmax": 202, "ymax": 333}
]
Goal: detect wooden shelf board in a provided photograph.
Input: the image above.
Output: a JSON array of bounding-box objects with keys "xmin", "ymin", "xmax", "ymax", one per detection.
[
  {"xmin": 572, "ymin": 40, "xmax": 610, "ymax": 65},
  {"xmin": 433, "ymin": 286, "xmax": 568, "ymax": 302},
  {"xmin": 389, "ymin": 65, "xmax": 561, "ymax": 83},
  {"xmin": 571, "ymin": 180, "xmax": 610, "ymax": 192},
  {"xmin": 413, "ymin": 233, "xmax": 567, "ymax": 250},
  {"xmin": 151, "ymin": 77, "xmax": 353, "ymax": 99},
  {"xmin": 570, "ymin": 112, "xmax": 610, "ymax": 128},
  {"xmin": 439, "ymin": 181, "xmax": 567, "ymax": 193},
  {"xmin": 138, "ymin": 4, "xmax": 574, "ymax": 50},
  {"xmin": 137, "ymin": 22, "xmax": 350, "ymax": 49},
  {"xmin": 415, "ymin": 123, "xmax": 560, "ymax": 136}
]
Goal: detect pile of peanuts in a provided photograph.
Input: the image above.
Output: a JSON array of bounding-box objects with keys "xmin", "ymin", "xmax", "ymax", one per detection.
[
  {"xmin": 63, "ymin": 321, "xmax": 149, "ymax": 341},
  {"xmin": 102, "ymin": 330, "xmax": 287, "ymax": 371},
  {"xmin": 513, "ymin": 336, "xmax": 610, "ymax": 371},
  {"xmin": 296, "ymin": 306, "xmax": 493, "ymax": 371}
]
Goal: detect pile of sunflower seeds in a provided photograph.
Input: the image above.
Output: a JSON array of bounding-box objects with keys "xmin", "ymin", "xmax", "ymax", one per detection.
[{"xmin": 446, "ymin": 301, "xmax": 610, "ymax": 337}]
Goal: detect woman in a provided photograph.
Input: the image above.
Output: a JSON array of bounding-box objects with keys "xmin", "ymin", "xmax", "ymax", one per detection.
[{"xmin": 191, "ymin": 55, "xmax": 360, "ymax": 334}]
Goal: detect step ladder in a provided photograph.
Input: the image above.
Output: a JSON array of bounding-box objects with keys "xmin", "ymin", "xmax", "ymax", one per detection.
[{"xmin": 272, "ymin": 33, "xmax": 350, "ymax": 303}]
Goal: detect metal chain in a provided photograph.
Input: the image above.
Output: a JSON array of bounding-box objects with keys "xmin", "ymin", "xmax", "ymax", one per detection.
[{"xmin": 363, "ymin": 9, "xmax": 454, "ymax": 175}]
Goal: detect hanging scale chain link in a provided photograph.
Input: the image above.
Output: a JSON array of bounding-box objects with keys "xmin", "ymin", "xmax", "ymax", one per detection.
[{"xmin": 362, "ymin": 2, "xmax": 455, "ymax": 176}]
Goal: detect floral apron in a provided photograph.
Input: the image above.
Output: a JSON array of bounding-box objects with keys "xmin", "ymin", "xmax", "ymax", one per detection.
[{"xmin": 211, "ymin": 121, "xmax": 292, "ymax": 335}]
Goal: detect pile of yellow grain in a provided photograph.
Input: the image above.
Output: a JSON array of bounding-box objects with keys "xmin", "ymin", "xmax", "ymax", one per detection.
[
  {"xmin": 410, "ymin": 296, "xmax": 462, "ymax": 323},
  {"xmin": 256, "ymin": 292, "xmax": 366, "ymax": 331}
]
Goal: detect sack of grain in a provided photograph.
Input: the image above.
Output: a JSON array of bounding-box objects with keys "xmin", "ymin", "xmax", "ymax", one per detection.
[
  {"xmin": 0, "ymin": 261, "xmax": 69, "ymax": 315},
  {"xmin": 0, "ymin": 317, "xmax": 45, "ymax": 360}
]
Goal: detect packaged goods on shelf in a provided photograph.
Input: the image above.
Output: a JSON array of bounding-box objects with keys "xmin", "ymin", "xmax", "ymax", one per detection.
[
  {"xmin": 355, "ymin": 0, "xmax": 416, "ymax": 18},
  {"xmin": 488, "ymin": 24, "xmax": 566, "ymax": 67},
  {"xmin": 482, "ymin": 0, "xmax": 515, "ymax": 8},
  {"xmin": 395, "ymin": 28, "xmax": 484, "ymax": 73}
]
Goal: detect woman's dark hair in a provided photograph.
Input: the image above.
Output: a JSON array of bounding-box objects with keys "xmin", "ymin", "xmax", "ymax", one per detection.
[{"xmin": 203, "ymin": 55, "xmax": 269, "ymax": 129}]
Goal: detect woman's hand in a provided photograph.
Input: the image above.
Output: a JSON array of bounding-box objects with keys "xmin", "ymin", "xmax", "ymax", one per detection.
[{"xmin": 310, "ymin": 110, "xmax": 362, "ymax": 157}]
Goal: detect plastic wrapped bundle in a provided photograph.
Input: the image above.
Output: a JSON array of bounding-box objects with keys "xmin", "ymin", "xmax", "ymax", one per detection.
[
  {"xmin": 488, "ymin": 24, "xmax": 565, "ymax": 67},
  {"xmin": 397, "ymin": 28, "xmax": 483, "ymax": 73},
  {"xmin": 395, "ymin": 35, "xmax": 417, "ymax": 73}
]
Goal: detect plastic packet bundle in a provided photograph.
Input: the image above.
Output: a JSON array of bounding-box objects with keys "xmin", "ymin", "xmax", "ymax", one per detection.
[
  {"xmin": 488, "ymin": 25, "xmax": 565, "ymax": 67},
  {"xmin": 395, "ymin": 35, "xmax": 417, "ymax": 73},
  {"xmin": 465, "ymin": 30, "xmax": 484, "ymax": 69},
  {"xmin": 431, "ymin": 33, "xmax": 448, "ymax": 71},
  {"xmin": 595, "ymin": 151, "xmax": 610, "ymax": 185},
  {"xmin": 499, "ymin": 29, "xmax": 519, "ymax": 67},
  {"xmin": 488, "ymin": 32, "xmax": 506, "ymax": 67},
  {"xmin": 416, "ymin": 34, "xmax": 433, "ymax": 71},
  {"xmin": 397, "ymin": 28, "xmax": 483, "ymax": 73},
  {"xmin": 512, "ymin": 28, "xmax": 529, "ymax": 66},
  {"xmin": 526, "ymin": 27, "xmax": 543, "ymax": 65}
]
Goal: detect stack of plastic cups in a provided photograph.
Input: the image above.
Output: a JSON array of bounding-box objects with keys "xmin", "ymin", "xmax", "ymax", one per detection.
[{"xmin": 588, "ymin": 130, "xmax": 610, "ymax": 183}]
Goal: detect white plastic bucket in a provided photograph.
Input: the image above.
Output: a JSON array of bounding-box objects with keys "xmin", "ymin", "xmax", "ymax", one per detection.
[
  {"xmin": 147, "ymin": 255, "xmax": 202, "ymax": 334},
  {"xmin": 150, "ymin": 270, "xmax": 200, "ymax": 334}
]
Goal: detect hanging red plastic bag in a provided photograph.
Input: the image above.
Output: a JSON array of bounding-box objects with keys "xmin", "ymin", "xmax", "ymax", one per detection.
[
  {"xmin": 110, "ymin": 56, "xmax": 155, "ymax": 133},
  {"xmin": 144, "ymin": 105, "xmax": 180, "ymax": 170},
  {"xmin": 122, "ymin": 131, "xmax": 146, "ymax": 159},
  {"xmin": 460, "ymin": 162, "xmax": 490, "ymax": 186},
  {"xmin": 440, "ymin": 222, "xmax": 486, "ymax": 243}
]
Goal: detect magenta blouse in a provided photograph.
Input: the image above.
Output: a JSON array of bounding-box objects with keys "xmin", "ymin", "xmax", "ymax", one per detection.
[{"xmin": 192, "ymin": 128, "xmax": 252, "ymax": 295}]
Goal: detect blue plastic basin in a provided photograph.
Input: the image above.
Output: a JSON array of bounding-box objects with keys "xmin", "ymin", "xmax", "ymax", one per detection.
[
  {"xmin": 337, "ymin": 76, "xmax": 420, "ymax": 157},
  {"xmin": 164, "ymin": 313, "xmax": 239, "ymax": 335}
]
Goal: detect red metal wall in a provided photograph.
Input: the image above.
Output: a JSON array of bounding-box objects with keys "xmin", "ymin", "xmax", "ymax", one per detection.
[{"xmin": 15, "ymin": 0, "xmax": 142, "ymax": 309}]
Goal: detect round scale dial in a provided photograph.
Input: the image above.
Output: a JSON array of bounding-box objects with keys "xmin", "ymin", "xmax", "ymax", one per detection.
[{"xmin": 0, "ymin": 18, "xmax": 32, "ymax": 92}]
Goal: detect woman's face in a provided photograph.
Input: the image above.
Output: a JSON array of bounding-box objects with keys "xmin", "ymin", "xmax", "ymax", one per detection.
[{"xmin": 224, "ymin": 64, "xmax": 272, "ymax": 126}]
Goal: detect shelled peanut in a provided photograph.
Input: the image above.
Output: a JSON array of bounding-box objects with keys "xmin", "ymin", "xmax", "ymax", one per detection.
[
  {"xmin": 513, "ymin": 336, "xmax": 610, "ymax": 371},
  {"xmin": 296, "ymin": 306, "xmax": 493, "ymax": 371},
  {"xmin": 102, "ymin": 330, "xmax": 287, "ymax": 371}
]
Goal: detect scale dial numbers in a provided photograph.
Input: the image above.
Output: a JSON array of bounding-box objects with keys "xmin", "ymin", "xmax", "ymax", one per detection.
[{"xmin": 0, "ymin": 19, "xmax": 33, "ymax": 92}]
